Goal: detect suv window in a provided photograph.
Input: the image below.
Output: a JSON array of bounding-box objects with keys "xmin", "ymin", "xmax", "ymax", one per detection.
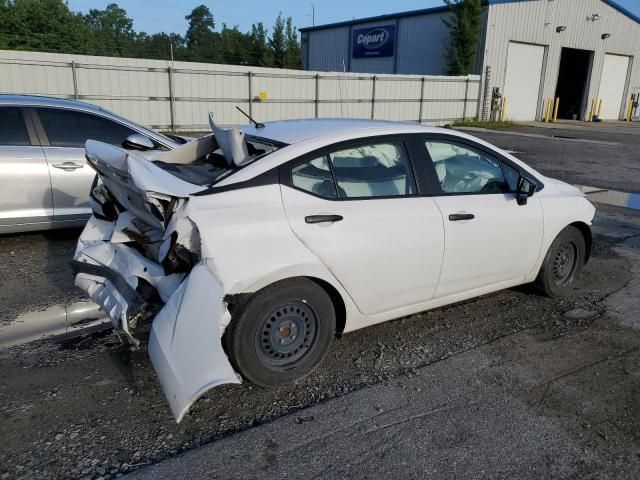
[
  {"xmin": 291, "ymin": 141, "xmax": 416, "ymax": 199},
  {"xmin": 37, "ymin": 108, "xmax": 137, "ymax": 148},
  {"xmin": 425, "ymin": 140, "xmax": 509, "ymax": 194},
  {"xmin": 0, "ymin": 107, "xmax": 31, "ymax": 146}
]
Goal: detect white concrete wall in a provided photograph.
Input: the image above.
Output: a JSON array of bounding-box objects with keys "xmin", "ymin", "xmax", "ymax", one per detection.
[{"xmin": 0, "ymin": 50, "xmax": 481, "ymax": 130}]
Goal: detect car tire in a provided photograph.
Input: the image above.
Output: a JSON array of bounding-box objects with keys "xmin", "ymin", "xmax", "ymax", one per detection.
[
  {"xmin": 224, "ymin": 278, "xmax": 336, "ymax": 387},
  {"xmin": 536, "ymin": 225, "xmax": 586, "ymax": 297}
]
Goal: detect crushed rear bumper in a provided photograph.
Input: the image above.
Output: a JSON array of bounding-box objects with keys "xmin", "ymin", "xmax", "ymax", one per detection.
[{"xmin": 73, "ymin": 215, "xmax": 241, "ymax": 421}]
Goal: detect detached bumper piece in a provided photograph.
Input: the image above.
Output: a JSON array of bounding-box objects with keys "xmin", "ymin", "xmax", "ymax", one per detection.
[{"xmin": 73, "ymin": 215, "xmax": 241, "ymax": 421}]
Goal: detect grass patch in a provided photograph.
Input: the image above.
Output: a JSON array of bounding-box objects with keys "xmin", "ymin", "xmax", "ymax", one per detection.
[{"xmin": 451, "ymin": 119, "xmax": 515, "ymax": 129}]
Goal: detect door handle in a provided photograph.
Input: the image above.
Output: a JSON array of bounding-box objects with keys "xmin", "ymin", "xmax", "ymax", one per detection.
[
  {"xmin": 305, "ymin": 214, "xmax": 344, "ymax": 224},
  {"xmin": 52, "ymin": 162, "xmax": 84, "ymax": 171},
  {"xmin": 448, "ymin": 213, "xmax": 475, "ymax": 221}
]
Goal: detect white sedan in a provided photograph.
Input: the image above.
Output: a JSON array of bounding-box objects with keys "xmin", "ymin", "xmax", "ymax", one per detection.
[{"xmin": 73, "ymin": 118, "xmax": 595, "ymax": 421}]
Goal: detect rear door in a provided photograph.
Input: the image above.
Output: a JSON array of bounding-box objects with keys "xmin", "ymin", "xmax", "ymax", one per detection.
[
  {"xmin": 280, "ymin": 136, "xmax": 445, "ymax": 316},
  {"xmin": 33, "ymin": 107, "xmax": 140, "ymax": 222},
  {"xmin": 0, "ymin": 106, "xmax": 53, "ymax": 231},
  {"xmin": 418, "ymin": 135, "xmax": 543, "ymax": 298}
]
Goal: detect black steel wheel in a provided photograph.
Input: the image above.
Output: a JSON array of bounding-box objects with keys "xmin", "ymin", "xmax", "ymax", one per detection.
[
  {"xmin": 255, "ymin": 301, "xmax": 319, "ymax": 370},
  {"xmin": 536, "ymin": 225, "xmax": 586, "ymax": 297},
  {"xmin": 552, "ymin": 239, "xmax": 579, "ymax": 286},
  {"xmin": 224, "ymin": 278, "xmax": 336, "ymax": 387}
]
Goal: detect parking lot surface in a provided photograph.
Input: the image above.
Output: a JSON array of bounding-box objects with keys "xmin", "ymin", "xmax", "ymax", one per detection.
[{"xmin": 1, "ymin": 123, "xmax": 640, "ymax": 480}]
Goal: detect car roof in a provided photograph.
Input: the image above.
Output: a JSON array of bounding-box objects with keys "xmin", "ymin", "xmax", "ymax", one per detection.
[
  {"xmin": 0, "ymin": 94, "xmax": 179, "ymax": 148},
  {"xmin": 0, "ymin": 94, "xmax": 106, "ymax": 112},
  {"xmin": 242, "ymin": 118, "xmax": 447, "ymax": 144}
]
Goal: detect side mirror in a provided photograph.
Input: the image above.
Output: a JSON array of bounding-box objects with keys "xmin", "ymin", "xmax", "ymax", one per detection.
[
  {"xmin": 123, "ymin": 134, "xmax": 155, "ymax": 151},
  {"xmin": 516, "ymin": 176, "xmax": 536, "ymax": 206}
]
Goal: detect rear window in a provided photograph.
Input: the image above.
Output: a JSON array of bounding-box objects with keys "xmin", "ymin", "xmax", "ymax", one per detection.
[
  {"xmin": 154, "ymin": 134, "xmax": 283, "ymax": 187},
  {"xmin": 0, "ymin": 107, "xmax": 30, "ymax": 146},
  {"xmin": 37, "ymin": 108, "xmax": 136, "ymax": 148}
]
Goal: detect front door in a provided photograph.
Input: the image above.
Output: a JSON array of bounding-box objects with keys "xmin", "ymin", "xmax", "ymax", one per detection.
[
  {"xmin": 420, "ymin": 137, "xmax": 544, "ymax": 298},
  {"xmin": 281, "ymin": 137, "xmax": 445, "ymax": 316}
]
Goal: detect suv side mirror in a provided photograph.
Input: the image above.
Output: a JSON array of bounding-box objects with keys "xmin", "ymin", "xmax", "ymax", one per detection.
[
  {"xmin": 123, "ymin": 134, "xmax": 155, "ymax": 151},
  {"xmin": 516, "ymin": 176, "xmax": 536, "ymax": 206}
]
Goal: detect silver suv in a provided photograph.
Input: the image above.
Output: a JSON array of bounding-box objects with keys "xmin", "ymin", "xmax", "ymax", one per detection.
[{"xmin": 0, "ymin": 95, "xmax": 184, "ymax": 234}]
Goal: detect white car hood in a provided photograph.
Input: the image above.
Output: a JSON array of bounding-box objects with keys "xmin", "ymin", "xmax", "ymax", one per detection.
[{"xmin": 539, "ymin": 175, "xmax": 585, "ymax": 197}]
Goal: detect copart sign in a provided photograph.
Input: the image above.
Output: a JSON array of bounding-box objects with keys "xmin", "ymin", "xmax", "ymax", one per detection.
[{"xmin": 352, "ymin": 24, "xmax": 395, "ymax": 58}]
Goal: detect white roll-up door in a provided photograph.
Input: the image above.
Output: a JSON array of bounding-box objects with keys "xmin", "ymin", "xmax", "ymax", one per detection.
[
  {"xmin": 503, "ymin": 42, "xmax": 545, "ymax": 121},
  {"xmin": 598, "ymin": 54, "xmax": 630, "ymax": 120}
]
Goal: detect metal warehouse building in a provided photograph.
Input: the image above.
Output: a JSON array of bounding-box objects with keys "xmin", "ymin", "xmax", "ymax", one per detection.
[{"xmin": 300, "ymin": 0, "xmax": 640, "ymax": 121}]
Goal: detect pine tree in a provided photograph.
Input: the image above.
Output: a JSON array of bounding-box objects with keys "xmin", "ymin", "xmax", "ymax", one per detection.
[
  {"xmin": 269, "ymin": 13, "xmax": 286, "ymax": 68},
  {"xmin": 250, "ymin": 22, "xmax": 272, "ymax": 67},
  {"xmin": 283, "ymin": 16, "xmax": 301, "ymax": 69},
  {"xmin": 185, "ymin": 4, "xmax": 218, "ymax": 62},
  {"xmin": 442, "ymin": 0, "xmax": 483, "ymax": 75}
]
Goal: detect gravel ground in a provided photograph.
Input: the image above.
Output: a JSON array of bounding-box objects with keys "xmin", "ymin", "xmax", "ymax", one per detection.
[
  {"xmin": 0, "ymin": 228, "xmax": 84, "ymax": 325},
  {"xmin": 1, "ymin": 206, "xmax": 639, "ymax": 479},
  {"xmin": 1, "ymin": 124, "xmax": 640, "ymax": 479}
]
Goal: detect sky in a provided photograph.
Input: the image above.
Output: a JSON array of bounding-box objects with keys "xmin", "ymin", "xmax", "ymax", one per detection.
[{"xmin": 66, "ymin": 0, "xmax": 640, "ymax": 36}]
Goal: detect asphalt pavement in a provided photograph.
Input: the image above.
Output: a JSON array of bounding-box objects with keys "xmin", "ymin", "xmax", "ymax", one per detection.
[{"xmin": 1, "ymin": 122, "xmax": 640, "ymax": 480}]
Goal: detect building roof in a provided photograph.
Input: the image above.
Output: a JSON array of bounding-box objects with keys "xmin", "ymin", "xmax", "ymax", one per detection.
[{"xmin": 299, "ymin": 0, "xmax": 639, "ymax": 33}]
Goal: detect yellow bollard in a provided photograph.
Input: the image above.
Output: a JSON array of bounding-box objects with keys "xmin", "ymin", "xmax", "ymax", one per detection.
[
  {"xmin": 597, "ymin": 99, "xmax": 603, "ymax": 119},
  {"xmin": 544, "ymin": 98, "xmax": 552, "ymax": 123},
  {"xmin": 626, "ymin": 98, "xmax": 634, "ymax": 121},
  {"xmin": 588, "ymin": 99, "xmax": 595, "ymax": 122},
  {"xmin": 553, "ymin": 98, "xmax": 560, "ymax": 122},
  {"xmin": 500, "ymin": 97, "xmax": 507, "ymax": 122}
]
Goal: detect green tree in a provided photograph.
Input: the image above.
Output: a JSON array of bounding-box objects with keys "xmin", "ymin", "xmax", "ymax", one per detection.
[
  {"xmin": 269, "ymin": 13, "xmax": 286, "ymax": 68},
  {"xmin": 442, "ymin": 0, "xmax": 483, "ymax": 75},
  {"xmin": 83, "ymin": 3, "xmax": 135, "ymax": 56},
  {"xmin": 283, "ymin": 16, "xmax": 301, "ymax": 69},
  {"xmin": 219, "ymin": 24, "xmax": 251, "ymax": 65},
  {"xmin": 185, "ymin": 4, "xmax": 219, "ymax": 62},
  {"xmin": 2, "ymin": 0, "xmax": 90, "ymax": 53},
  {"xmin": 249, "ymin": 22, "xmax": 272, "ymax": 66},
  {"xmin": 0, "ymin": 1, "xmax": 8, "ymax": 48}
]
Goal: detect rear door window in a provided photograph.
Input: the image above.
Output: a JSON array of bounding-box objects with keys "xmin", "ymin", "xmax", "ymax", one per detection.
[
  {"xmin": 37, "ymin": 108, "xmax": 137, "ymax": 148},
  {"xmin": 0, "ymin": 107, "xmax": 31, "ymax": 146},
  {"xmin": 330, "ymin": 142, "xmax": 416, "ymax": 198},
  {"xmin": 290, "ymin": 140, "xmax": 416, "ymax": 199},
  {"xmin": 292, "ymin": 156, "xmax": 337, "ymax": 198}
]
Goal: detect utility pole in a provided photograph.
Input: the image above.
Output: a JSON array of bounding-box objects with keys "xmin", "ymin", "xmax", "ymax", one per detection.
[
  {"xmin": 169, "ymin": 42, "xmax": 174, "ymax": 63},
  {"xmin": 310, "ymin": 4, "xmax": 315, "ymax": 26}
]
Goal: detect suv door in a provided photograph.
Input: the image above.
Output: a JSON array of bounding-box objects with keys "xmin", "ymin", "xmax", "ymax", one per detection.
[
  {"xmin": 280, "ymin": 136, "xmax": 445, "ymax": 317},
  {"xmin": 0, "ymin": 107, "xmax": 53, "ymax": 232},
  {"xmin": 32, "ymin": 107, "xmax": 145, "ymax": 222},
  {"xmin": 419, "ymin": 135, "xmax": 544, "ymax": 298}
]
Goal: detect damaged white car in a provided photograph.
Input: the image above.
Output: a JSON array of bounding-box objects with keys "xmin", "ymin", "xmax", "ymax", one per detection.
[{"xmin": 73, "ymin": 117, "xmax": 595, "ymax": 422}]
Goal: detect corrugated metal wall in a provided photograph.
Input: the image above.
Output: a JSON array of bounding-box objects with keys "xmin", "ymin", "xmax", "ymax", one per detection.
[
  {"xmin": 303, "ymin": 10, "xmax": 452, "ymax": 75},
  {"xmin": 483, "ymin": 0, "xmax": 640, "ymax": 120},
  {"xmin": 0, "ymin": 50, "xmax": 481, "ymax": 130}
]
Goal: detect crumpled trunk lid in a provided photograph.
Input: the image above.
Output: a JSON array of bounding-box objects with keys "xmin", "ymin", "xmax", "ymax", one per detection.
[{"xmin": 85, "ymin": 140, "xmax": 203, "ymax": 230}]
